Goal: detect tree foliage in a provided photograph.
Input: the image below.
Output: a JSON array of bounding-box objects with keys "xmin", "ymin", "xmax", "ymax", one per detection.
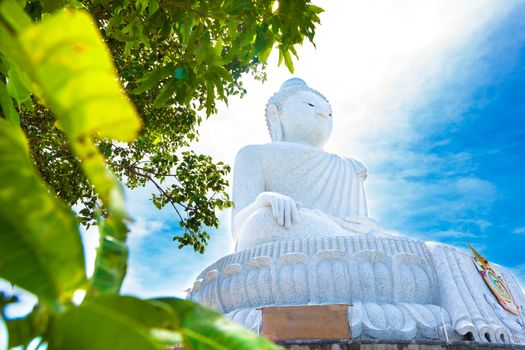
[
  {"xmin": 0, "ymin": 2, "xmax": 285, "ymax": 348},
  {"xmin": 6, "ymin": 0, "xmax": 323, "ymax": 252}
]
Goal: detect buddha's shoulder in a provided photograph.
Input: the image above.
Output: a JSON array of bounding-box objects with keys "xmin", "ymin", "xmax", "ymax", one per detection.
[
  {"xmin": 234, "ymin": 144, "xmax": 266, "ymax": 164},
  {"xmin": 343, "ymin": 156, "xmax": 366, "ymax": 170},
  {"xmin": 342, "ymin": 156, "xmax": 368, "ymax": 179},
  {"xmin": 236, "ymin": 144, "xmax": 263, "ymax": 156}
]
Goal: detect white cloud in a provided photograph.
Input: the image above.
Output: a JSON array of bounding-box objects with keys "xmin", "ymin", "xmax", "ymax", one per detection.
[
  {"xmin": 121, "ymin": 222, "xmax": 235, "ymax": 299},
  {"xmin": 513, "ymin": 227, "xmax": 525, "ymax": 235},
  {"xmin": 127, "ymin": 217, "xmax": 166, "ymax": 245}
]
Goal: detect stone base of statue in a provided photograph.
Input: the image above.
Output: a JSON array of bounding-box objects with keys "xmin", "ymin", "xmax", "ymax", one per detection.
[
  {"xmin": 277, "ymin": 339, "xmax": 525, "ymax": 350},
  {"xmin": 187, "ymin": 235, "xmax": 525, "ymax": 346}
]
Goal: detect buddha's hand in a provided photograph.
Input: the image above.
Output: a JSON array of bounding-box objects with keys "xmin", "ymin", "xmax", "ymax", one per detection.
[{"xmin": 255, "ymin": 192, "xmax": 300, "ymax": 229}]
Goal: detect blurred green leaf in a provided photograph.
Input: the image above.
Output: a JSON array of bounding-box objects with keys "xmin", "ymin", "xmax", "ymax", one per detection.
[
  {"xmin": 19, "ymin": 10, "xmax": 141, "ymax": 141},
  {"xmin": 0, "ymin": 23, "xmax": 31, "ymax": 75},
  {"xmin": 48, "ymin": 300, "xmax": 163, "ymax": 350},
  {"xmin": 0, "ymin": 0, "xmax": 31, "ymax": 33},
  {"xmin": 155, "ymin": 298, "xmax": 282, "ymax": 350},
  {"xmin": 40, "ymin": 0, "xmax": 68, "ymax": 13},
  {"xmin": 71, "ymin": 138, "xmax": 126, "ymax": 218},
  {"xmin": 12, "ymin": 9, "xmax": 138, "ymax": 219},
  {"xmin": 0, "ymin": 119, "xmax": 85, "ymax": 305},
  {"xmin": 89, "ymin": 295, "xmax": 177, "ymax": 329}
]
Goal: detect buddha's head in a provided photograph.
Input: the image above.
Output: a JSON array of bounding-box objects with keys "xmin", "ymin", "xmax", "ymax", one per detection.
[{"xmin": 265, "ymin": 78, "xmax": 333, "ymax": 148}]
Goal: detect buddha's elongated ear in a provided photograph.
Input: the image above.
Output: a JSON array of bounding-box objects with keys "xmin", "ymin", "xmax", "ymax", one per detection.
[{"xmin": 266, "ymin": 104, "xmax": 283, "ymax": 141}]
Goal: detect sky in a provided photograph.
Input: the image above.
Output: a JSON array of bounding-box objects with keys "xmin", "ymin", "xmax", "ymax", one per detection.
[
  {"xmin": 2, "ymin": 0, "xmax": 525, "ymax": 335},
  {"xmin": 115, "ymin": 0, "xmax": 525, "ymax": 300}
]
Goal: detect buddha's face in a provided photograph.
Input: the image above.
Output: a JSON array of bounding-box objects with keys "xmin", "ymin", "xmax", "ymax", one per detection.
[{"xmin": 279, "ymin": 90, "xmax": 333, "ymax": 148}]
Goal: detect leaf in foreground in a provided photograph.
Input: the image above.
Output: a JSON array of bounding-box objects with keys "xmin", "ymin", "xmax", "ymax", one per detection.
[
  {"xmin": 155, "ymin": 298, "xmax": 282, "ymax": 350},
  {"xmin": 48, "ymin": 300, "xmax": 163, "ymax": 350},
  {"xmin": 19, "ymin": 10, "xmax": 141, "ymax": 142},
  {"xmin": 0, "ymin": 119, "xmax": 86, "ymax": 306}
]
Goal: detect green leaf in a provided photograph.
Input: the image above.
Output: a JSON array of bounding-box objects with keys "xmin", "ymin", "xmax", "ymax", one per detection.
[
  {"xmin": 0, "ymin": 22, "xmax": 31, "ymax": 75},
  {"xmin": 132, "ymin": 64, "xmax": 173, "ymax": 95},
  {"xmin": 6, "ymin": 66, "xmax": 31, "ymax": 105},
  {"xmin": 2, "ymin": 7, "xmax": 136, "ymax": 229},
  {"xmin": 214, "ymin": 37, "xmax": 223, "ymax": 57},
  {"xmin": 81, "ymin": 296, "xmax": 186, "ymax": 346},
  {"xmin": 18, "ymin": 10, "xmax": 142, "ymax": 141},
  {"xmin": 154, "ymin": 298, "xmax": 282, "ymax": 350},
  {"xmin": 88, "ymin": 217, "xmax": 128, "ymax": 296},
  {"xmin": 40, "ymin": 0, "xmax": 68, "ymax": 13},
  {"xmin": 154, "ymin": 79, "xmax": 176, "ymax": 107},
  {"xmin": 148, "ymin": 0, "xmax": 159, "ymax": 16},
  {"xmin": 282, "ymin": 49, "xmax": 294, "ymax": 73},
  {"xmin": 88, "ymin": 295, "xmax": 177, "ymax": 328},
  {"xmin": 309, "ymin": 4, "xmax": 325, "ymax": 14},
  {"xmin": 0, "ymin": 79, "xmax": 20, "ymax": 123},
  {"xmin": 0, "ymin": 119, "xmax": 86, "ymax": 305},
  {"xmin": 48, "ymin": 300, "xmax": 163, "ymax": 350},
  {"xmin": 258, "ymin": 34, "xmax": 275, "ymax": 63},
  {"xmin": 0, "ymin": 0, "xmax": 31, "ymax": 34},
  {"xmin": 210, "ymin": 65, "xmax": 233, "ymax": 82},
  {"xmin": 71, "ymin": 138, "xmax": 126, "ymax": 218}
]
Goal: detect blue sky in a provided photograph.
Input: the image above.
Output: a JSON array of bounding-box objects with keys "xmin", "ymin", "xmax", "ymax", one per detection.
[
  {"xmin": 368, "ymin": 3, "xmax": 525, "ymax": 268},
  {"xmin": 2, "ymin": 0, "xmax": 525, "ymax": 334},
  {"xmin": 116, "ymin": 0, "xmax": 525, "ymax": 299}
]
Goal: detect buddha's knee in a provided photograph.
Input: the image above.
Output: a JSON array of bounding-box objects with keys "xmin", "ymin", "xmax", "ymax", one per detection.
[{"xmin": 236, "ymin": 206, "xmax": 347, "ymax": 251}]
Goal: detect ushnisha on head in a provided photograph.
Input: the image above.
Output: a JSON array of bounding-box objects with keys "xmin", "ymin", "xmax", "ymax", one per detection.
[{"xmin": 265, "ymin": 78, "xmax": 333, "ymax": 148}]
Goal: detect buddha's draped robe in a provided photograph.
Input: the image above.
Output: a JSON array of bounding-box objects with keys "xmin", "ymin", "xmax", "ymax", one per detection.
[{"xmin": 256, "ymin": 142, "xmax": 368, "ymax": 220}]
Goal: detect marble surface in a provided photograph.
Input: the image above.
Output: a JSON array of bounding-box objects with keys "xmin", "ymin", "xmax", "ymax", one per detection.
[{"xmin": 187, "ymin": 79, "xmax": 525, "ymax": 345}]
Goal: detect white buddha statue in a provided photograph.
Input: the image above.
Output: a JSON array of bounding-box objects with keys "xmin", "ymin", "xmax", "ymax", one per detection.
[
  {"xmin": 232, "ymin": 78, "xmax": 383, "ymax": 251},
  {"xmin": 190, "ymin": 78, "xmax": 525, "ymax": 345}
]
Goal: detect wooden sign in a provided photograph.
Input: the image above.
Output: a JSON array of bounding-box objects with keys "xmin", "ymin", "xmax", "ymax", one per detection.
[{"xmin": 261, "ymin": 304, "xmax": 350, "ymax": 341}]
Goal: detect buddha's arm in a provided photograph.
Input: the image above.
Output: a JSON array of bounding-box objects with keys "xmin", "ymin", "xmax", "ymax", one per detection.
[
  {"xmin": 231, "ymin": 146, "xmax": 266, "ymax": 240},
  {"xmin": 231, "ymin": 146, "xmax": 299, "ymax": 240}
]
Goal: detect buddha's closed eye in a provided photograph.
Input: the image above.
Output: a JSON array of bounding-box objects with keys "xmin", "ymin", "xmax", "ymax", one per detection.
[{"xmin": 306, "ymin": 102, "xmax": 315, "ymax": 107}]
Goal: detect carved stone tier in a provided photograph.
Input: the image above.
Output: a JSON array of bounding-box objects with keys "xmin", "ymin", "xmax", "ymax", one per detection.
[
  {"xmin": 428, "ymin": 243, "xmax": 525, "ymax": 344},
  {"xmin": 188, "ymin": 236, "xmax": 525, "ymax": 345},
  {"xmin": 191, "ymin": 236, "xmax": 439, "ymax": 309}
]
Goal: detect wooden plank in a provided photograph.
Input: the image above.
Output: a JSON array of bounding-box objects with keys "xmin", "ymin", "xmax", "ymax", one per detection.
[{"xmin": 261, "ymin": 304, "xmax": 350, "ymax": 341}]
